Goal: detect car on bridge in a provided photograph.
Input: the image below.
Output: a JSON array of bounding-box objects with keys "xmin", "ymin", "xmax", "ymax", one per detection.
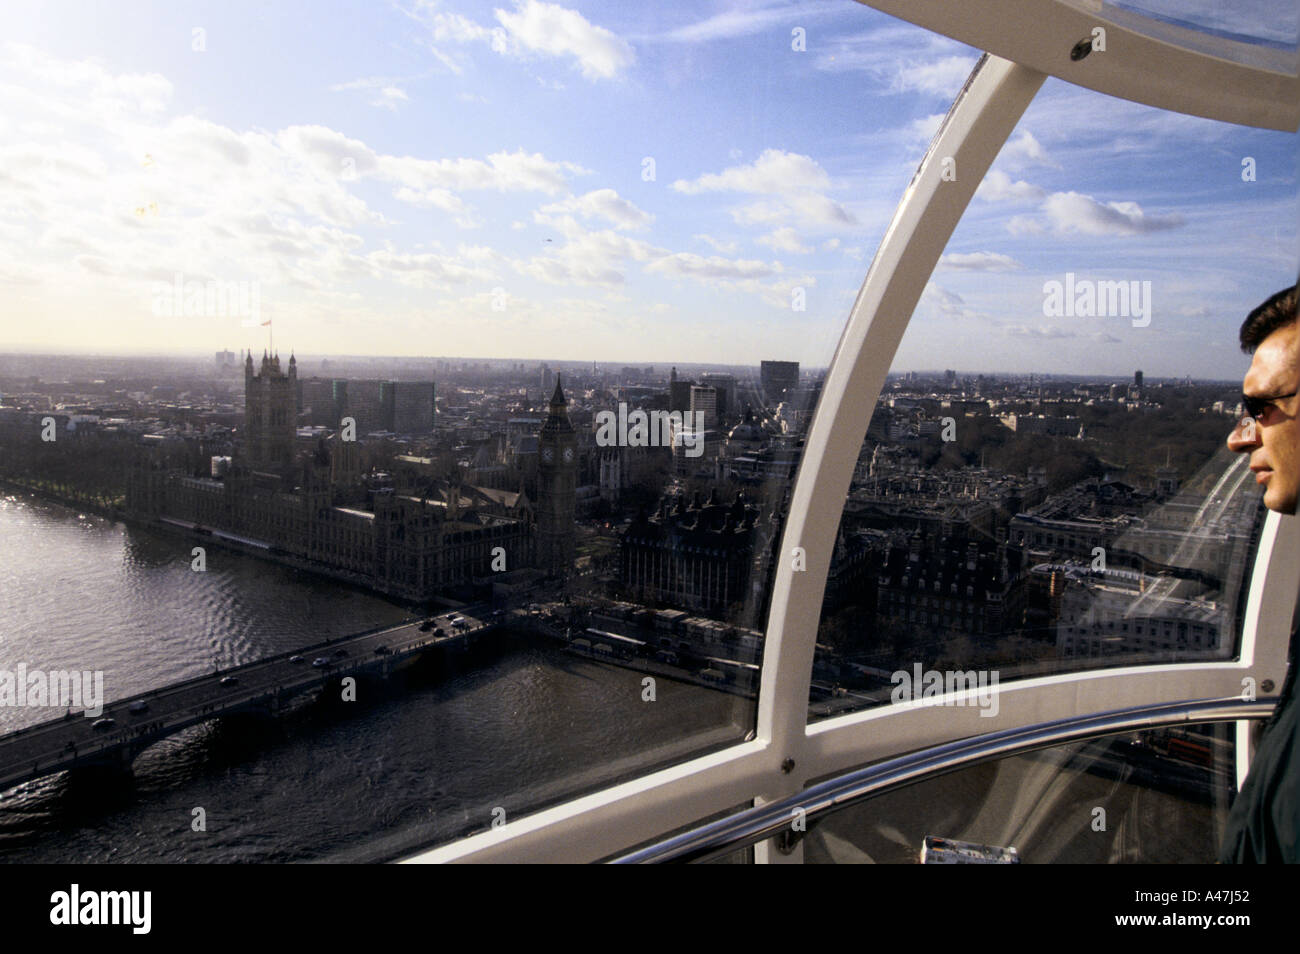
[
  {"xmin": 128, "ymin": 700, "xmax": 149, "ymax": 714},
  {"xmin": 311, "ymin": 657, "xmax": 331, "ymax": 668},
  {"xmin": 92, "ymin": 718, "xmax": 116, "ymax": 731},
  {"xmin": 290, "ymin": 655, "xmax": 305, "ymax": 663},
  {"xmin": 220, "ymin": 676, "xmax": 238, "ymax": 686}
]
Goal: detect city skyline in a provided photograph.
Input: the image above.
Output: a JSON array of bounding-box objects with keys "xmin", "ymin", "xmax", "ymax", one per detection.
[{"xmin": 0, "ymin": 345, "xmax": 1248, "ymax": 389}]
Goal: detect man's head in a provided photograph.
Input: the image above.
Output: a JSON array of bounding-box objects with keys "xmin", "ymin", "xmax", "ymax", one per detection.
[{"xmin": 1228, "ymin": 284, "xmax": 1300, "ymax": 513}]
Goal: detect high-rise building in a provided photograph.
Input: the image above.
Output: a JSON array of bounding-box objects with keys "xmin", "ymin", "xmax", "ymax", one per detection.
[
  {"xmin": 690, "ymin": 385, "xmax": 718, "ymax": 430},
  {"xmin": 699, "ymin": 372, "xmax": 736, "ymax": 419},
  {"xmin": 760, "ymin": 360, "xmax": 799, "ymax": 404},
  {"xmin": 669, "ymin": 366, "xmax": 694, "ymax": 414},
  {"xmin": 244, "ymin": 351, "xmax": 296, "ymax": 469},
  {"xmin": 215, "ymin": 349, "xmax": 237, "ymax": 371},
  {"xmin": 384, "ymin": 381, "xmax": 435, "ymax": 433},
  {"xmin": 1134, "ymin": 370, "xmax": 1144, "ymax": 390},
  {"xmin": 341, "ymin": 379, "xmax": 389, "ymax": 434},
  {"xmin": 300, "ymin": 377, "xmax": 338, "ymax": 426},
  {"xmin": 536, "ymin": 376, "xmax": 577, "ymax": 577}
]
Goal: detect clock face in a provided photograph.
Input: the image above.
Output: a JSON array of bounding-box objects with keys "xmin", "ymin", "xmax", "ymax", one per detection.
[
  {"xmin": 562, "ymin": 447, "xmax": 574, "ymax": 463},
  {"xmin": 542, "ymin": 447, "xmax": 554, "ymax": 463}
]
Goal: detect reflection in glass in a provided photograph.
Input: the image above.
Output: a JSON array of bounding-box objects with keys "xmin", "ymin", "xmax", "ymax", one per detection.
[{"xmin": 805, "ymin": 723, "xmax": 1236, "ymax": 863}]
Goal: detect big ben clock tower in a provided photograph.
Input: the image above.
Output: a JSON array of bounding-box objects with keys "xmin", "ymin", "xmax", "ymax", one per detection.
[{"xmin": 537, "ymin": 375, "xmax": 577, "ymax": 576}]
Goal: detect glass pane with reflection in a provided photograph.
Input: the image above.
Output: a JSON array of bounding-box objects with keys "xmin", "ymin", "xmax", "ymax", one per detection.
[
  {"xmin": 0, "ymin": 0, "xmax": 965, "ymax": 861},
  {"xmin": 806, "ymin": 76, "xmax": 1295, "ymax": 722},
  {"xmin": 805, "ymin": 722, "xmax": 1237, "ymax": 863}
]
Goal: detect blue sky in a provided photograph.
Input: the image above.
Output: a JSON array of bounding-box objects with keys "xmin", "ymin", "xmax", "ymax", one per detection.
[{"xmin": 0, "ymin": 0, "xmax": 1295, "ymax": 378}]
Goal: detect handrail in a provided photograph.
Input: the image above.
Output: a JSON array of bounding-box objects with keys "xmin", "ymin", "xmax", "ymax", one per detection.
[{"xmin": 611, "ymin": 697, "xmax": 1275, "ymax": 863}]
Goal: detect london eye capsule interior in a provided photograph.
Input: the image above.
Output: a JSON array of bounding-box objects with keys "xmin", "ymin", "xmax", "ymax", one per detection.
[{"xmin": 0, "ymin": 0, "xmax": 1296, "ymax": 865}]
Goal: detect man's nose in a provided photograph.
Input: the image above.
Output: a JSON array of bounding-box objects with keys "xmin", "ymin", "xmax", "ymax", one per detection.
[{"xmin": 1227, "ymin": 415, "xmax": 1260, "ymax": 453}]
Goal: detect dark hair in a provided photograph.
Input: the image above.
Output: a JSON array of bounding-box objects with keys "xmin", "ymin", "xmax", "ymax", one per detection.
[{"xmin": 1240, "ymin": 284, "xmax": 1299, "ymax": 353}]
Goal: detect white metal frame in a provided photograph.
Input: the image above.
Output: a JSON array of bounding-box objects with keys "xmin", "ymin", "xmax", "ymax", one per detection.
[
  {"xmin": 863, "ymin": 0, "xmax": 1300, "ymax": 131},
  {"xmin": 403, "ymin": 3, "xmax": 1300, "ymax": 864}
]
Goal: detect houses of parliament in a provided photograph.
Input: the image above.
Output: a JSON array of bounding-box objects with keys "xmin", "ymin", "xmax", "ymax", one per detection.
[{"xmin": 126, "ymin": 351, "xmax": 576, "ymax": 602}]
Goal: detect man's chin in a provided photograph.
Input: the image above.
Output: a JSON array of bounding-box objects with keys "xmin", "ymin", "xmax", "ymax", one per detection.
[{"xmin": 1265, "ymin": 485, "xmax": 1299, "ymax": 515}]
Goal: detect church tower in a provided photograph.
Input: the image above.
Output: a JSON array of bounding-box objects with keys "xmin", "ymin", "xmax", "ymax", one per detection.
[
  {"xmin": 244, "ymin": 350, "xmax": 297, "ymax": 469},
  {"xmin": 536, "ymin": 375, "xmax": 577, "ymax": 576}
]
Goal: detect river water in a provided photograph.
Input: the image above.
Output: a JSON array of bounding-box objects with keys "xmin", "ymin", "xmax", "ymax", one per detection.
[{"xmin": 0, "ymin": 494, "xmax": 751, "ymax": 862}]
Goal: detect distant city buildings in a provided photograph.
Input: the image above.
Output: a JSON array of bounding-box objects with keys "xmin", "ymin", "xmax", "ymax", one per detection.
[
  {"xmin": 1, "ymin": 347, "xmax": 1257, "ymax": 660},
  {"xmin": 536, "ymin": 377, "xmax": 577, "ymax": 577},
  {"xmin": 759, "ymin": 360, "xmax": 799, "ymax": 404},
  {"xmin": 689, "ymin": 385, "xmax": 718, "ymax": 430},
  {"xmin": 297, "ymin": 376, "xmax": 434, "ymax": 434},
  {"xmin": 386, "ymin": 381, "xmax": 436, "ymax": 434},
  {"xmin": 121, "ymin": 352, "xmax": 566, "ymax": 602},
  {"xmin": 243, "ymin": 351, "xmax": 296, "ymax": 469},
  {"xmin": 698, "ymin": 372, "xmax": 736, "ymax": 418},
  {"xmin": 621, "ymin": 491, "xmax": 772, "ymax": 616}
]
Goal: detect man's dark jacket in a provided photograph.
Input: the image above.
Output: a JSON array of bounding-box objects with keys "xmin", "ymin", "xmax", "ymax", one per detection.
[{"xmin": 1219, "ymin": 616, "xmax": 1300, "ymax": 862}]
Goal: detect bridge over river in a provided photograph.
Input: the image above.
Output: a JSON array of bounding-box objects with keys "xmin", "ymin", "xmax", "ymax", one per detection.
[{"xmin": 0, "ymin": 607, "xmax": 501, "ymax": 793}]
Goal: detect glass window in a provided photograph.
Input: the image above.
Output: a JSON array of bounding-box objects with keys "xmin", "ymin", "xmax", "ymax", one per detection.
[
  {"xmin": 807, "ymin": 76, "xmax": 1294, "ymax": 723},
  {"xmin": 805, "ymin": 722, "xmax": 1238, "ymax": 863},
  {"xmin": 0, "ymin": 0, "xmax": 979, "ymax": 861}
]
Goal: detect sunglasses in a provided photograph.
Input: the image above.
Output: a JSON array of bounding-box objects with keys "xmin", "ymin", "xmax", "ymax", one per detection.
[{"xmin": 1243, "ymin": 390, "xmax": 1299, "ymax": 419}]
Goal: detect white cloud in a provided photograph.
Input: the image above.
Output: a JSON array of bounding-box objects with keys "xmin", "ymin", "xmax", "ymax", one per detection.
[
  {"xmin": 278, "ymin": 125, "xmax": 380, "ymax": 176},
  {"xmin": 429, "ymin": 10, "xmax": 491, "ymax": 43},
  {"xmin": 999, "ymin": 130, "xmax": 1053, "ymax": 169},
  {"xmin": 365, "ymin": 248, "xmax": 495, "ymax": 288},
  {"xmin": 495, "ymin": 0, "xmax": 635, "ymax": 80},
  {"xmin": 4, "ymin": 42, "xmax": 172, "ymax": 114},
  {"xmin": 1006, "ymin": 214, "xmax": 1046, "ymax": 236},
  {"xmin": 675, "ymin": 149, "xmax": 855, "ymax": 233},
  {"xmin": 657, "ymin": 2, "xmax": 818, "ymax": 44},
  {"xmin": 420, "ymin": 0, "xmax": 634, "ymax": 81},
  {"xmin": 938, "ymin": 251, "xmax": 1023, "ymax": 271},
  {"xmin": 1004, "ymin": 324, "xmax": 1079, "ymax": 339},
  {"xmin": 757, "ymin": 227, "xmax": 810, "ymax": 254},
  {"xmin": 918, "ymin": 282, "xmax": 988, "ymax": 321},
  {"xmin": 646, "ymin": 252, "xmax": 777, "ymax": 281},
  {"xmin": 976, "ymin": 170, "xmax": 1045, "ymax": 203},
  {"xmin": 906, "ymin": 113, "xmax": 946, "ymax": 143},
  {"xmin": 694, "ymin": 233, "xmax": 737, "ymax": 254},
  {"xmin": 393, "ymin": 187, "xmax": 478, "ymax": 227},
  {"xmin": 733, "ymin": 192, "xmax": 855, "ymax": 229},
  {"xmin": 813, "ymin": 24, "xmax": 977, "ymax": 101},
  {"xmin": 514, "ymin": 221, "xmax": 661, "ymax": 287},
  {"xmin": 538, "ymin": 188, "xmax": 652, "ymax": 229},
  {"xmin": 672, "ymin": 148, "xmax": 829, "ymax": 195},
  {"xmin": 646, "ymin": 251, "xmax": 809, "ymax": 309},
  {"xmin": 894, "ymin": 55, "xmax": 977, "ymax": 96},
  {"xmin": 329, "ymin": 76, "xmax": 411, "ymax": 110},
  {"xmin": 375, "ymin": 87, "xmax": 409, "ymax": 110},
  {"xmin": 380, "ymin": 148, "xmax": 587, "ymax": 195},
  {"xmin": 1042, "ymin": 191, "xmax": 1185, "ymax": 236}
]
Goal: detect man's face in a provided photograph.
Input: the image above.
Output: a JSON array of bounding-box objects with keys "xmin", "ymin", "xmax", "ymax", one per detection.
[{"xmin": 1228, "ymin": 322, "xmax": 1300, "ymax": 514}]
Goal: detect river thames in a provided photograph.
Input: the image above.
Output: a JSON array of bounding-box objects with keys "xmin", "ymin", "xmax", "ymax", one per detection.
[{"xmin": 0, "ymin": 493, "xmax": 749, "ymax": 862}]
